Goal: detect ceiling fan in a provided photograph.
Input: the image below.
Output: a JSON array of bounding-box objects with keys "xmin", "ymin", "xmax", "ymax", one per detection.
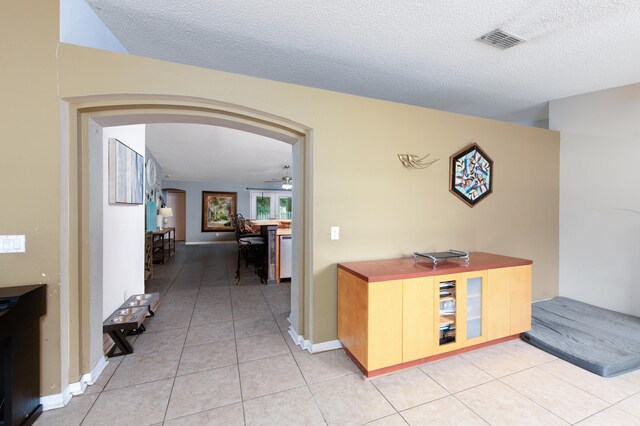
[{"xmin": 264, "ymin": 165, "xmax": 293, "ymax": 189}]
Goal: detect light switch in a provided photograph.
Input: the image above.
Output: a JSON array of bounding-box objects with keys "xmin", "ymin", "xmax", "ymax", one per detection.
[
  {"xmin": 0, "ymin": 235, "xmax": 26, "ymax": 253},
  {"xmin": 331, "ymin": 226, "xmax": 340, "ymax": 240}
]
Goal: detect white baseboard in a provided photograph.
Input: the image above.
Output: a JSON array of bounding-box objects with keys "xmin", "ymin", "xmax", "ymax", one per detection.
[
  {"xmin": 83, "ymin": 355, "xmax": 109, "ymax": 387},
  {"xmin": 40, "ymin": 387, "xmax": 72, "ymax": 411},
  {"xmin": 287, "ymin": 327, "xmax": 342, "ymax": 354},
  {"xmin": 41, "ymin": 356, "xmax": 109, "ymax": 411},
  {"xmin": 309, "ymin": 339, "xmax": 343, "ymax": 353},
  {"xmin": 287, "ymin": 326, "xmax": 308, "ymax": 350}
]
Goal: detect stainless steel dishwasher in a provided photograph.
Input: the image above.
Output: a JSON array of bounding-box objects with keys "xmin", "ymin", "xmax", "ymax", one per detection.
[{"xmin": 279, "ymin": 235, "xmax": 292, "ymax": 279}]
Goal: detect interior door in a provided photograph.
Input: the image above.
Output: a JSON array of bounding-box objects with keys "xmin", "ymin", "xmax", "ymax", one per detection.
[{"xmin": 166, "ymin": 190, "xmax": 186, "ymax": 241}]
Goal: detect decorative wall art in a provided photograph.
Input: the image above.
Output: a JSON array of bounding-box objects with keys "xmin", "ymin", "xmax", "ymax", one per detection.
[
  {"xmin": 202, "ymin": 191, "xmax": 237, "ymax": 232},
  {"xmin": 108, "ymin": 138, "xmax": 144, "ymax": 204},
  {"xmin": 397, "ymin": 153, "xmax": 440, "ymax": 169},
  {"xmin": 144, "ymin": 150, "xmax": 163, "ymax": 205},
  {"xmin": 145, "ymin": 201, "xmax": 157, "ymax": 232},
  {"xmin": 449, "ymin": 143, "xmax": 493, "ymax": 207}
]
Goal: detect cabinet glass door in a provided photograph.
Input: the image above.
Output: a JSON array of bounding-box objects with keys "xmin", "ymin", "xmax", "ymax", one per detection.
[
  {"xmin": 466, "ymin": 277, "xmax": 483, "ymax": 340},
  {"xmin": 435, "ymin": 271, "xmax": 487, "ymax": 353},
  {"xmin": 464, "ymin": 271, "xmax": 487, "ymax": 345}
]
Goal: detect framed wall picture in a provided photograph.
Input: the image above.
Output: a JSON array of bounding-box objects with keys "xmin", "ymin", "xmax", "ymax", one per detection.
[
  {"xmin": 202, "ymin": 191, "xmax": 237, "ymax": 232},
  {"xmin": 449, "ymin": 143, "xmax": 493, "ymax": 207},
  {"xmin": 108, "ymin": 138, "xmax": 144, "ymax": 204}
]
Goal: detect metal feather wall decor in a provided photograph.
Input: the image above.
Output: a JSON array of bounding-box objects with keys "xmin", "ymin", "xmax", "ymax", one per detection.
[{"xmin": 397, "ymin": 153, "xmax": 439, "ymax": 169}]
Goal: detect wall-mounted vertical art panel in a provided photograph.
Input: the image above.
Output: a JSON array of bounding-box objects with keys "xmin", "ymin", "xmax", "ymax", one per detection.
[
  {"xmin": 108, "ymin": 138, "xmax": 144, "ymax": 204},
  {"xmin": 145, "ymin": 201, "xmax": 157, "ymax": 232},
  {"xmin": 450, "ymin": 143, "xmax": 493, "ymax": 207}
]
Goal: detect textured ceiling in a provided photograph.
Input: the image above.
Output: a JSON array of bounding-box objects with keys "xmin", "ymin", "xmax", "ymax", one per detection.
[
  {"xmin": 145, "ymin": 123, "xmax": 292, "ymax": 184},
  {"xmin": 87, "ymin": 0, "xmax": 640, "ymax": 123}
]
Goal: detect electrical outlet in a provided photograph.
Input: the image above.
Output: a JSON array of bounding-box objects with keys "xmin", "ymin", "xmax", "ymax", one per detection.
[{"xmin": 331, "ymin": 226, "xmax": 340, "ymax": 240}]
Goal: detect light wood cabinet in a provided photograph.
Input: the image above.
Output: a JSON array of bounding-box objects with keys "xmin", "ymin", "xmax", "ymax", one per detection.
[
  {"xmin": 487, "ymin": 267, "xmax": 512, "ymax": 340},
  {"xmin": 337, "ymin": 269, "xmax": 368, "ymax": 367},
  {"xmin": 337, "ymin": 269, "xmax": 402, "ymax": 371},
  {"xmin": 403, "ymin": 277, "xmax": 434, "ymax": 362},
  {"xmin": 368, "ymin": 280, "xmax": 403, "ymax": 370},
  {"xmin": 338, "ymin": 252, "xmax": 532, "ymax": 377},
  {"xmin": 487, "ymin": 265, "xmax": 532, "ymax": 338},
  {"xmin": 508, "ymin": 265, "xmax": 532, "ymax": 334}
]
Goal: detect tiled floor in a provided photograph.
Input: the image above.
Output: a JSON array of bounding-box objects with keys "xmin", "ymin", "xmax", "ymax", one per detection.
[{"xmin": 37, "ymin": 243, "xmax": 640, "ymax": 425}]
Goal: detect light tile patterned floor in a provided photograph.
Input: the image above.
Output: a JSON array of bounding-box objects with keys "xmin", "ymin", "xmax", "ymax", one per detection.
[{"xmin": 36, "ymin": 243, "xmax": 640, "ymax": 425}]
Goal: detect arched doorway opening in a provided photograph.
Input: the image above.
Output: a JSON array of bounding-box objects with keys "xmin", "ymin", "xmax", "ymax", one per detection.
[{"xmin": 61, "ymin": 96, "xmax": 312, "ymax": 386}]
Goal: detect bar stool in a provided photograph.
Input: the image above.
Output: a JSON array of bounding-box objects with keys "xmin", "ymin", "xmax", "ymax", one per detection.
[{"xmin": 232, "ymin": 214, "xmax": 266, "ymax": 284}]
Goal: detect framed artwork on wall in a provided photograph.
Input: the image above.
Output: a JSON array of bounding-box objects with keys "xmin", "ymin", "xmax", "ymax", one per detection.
[
  {"xmin": 202, "ymin": 191, "xmax": 237, "ymax": 232},
  {"xmin": 449, "ymin": 143, "xmax": 493, "ymax": 207},
  {"xmin": 145, "ymin": 201, "xmax": 157, "ymax": 232},
  {"xmin": 108, "ymin": 138, "xmax": 144, "ymax": 204}
]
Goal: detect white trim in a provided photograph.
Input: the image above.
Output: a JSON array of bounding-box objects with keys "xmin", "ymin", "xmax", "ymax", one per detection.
[
  {"xmin": 59, "ymin": 99, "xmax": 71, "ymax": 402},
  {"xmin": 309, "ymin": 339, "xmax": 343, "ymax": 353},
  {"xmin": 84, "ymin": 355, "xmax": 109, "ymax": 387},
  {"xmin": 67, "ymin": 380, "xmax": 84, "ymax": 397},
  {"xmin": 40, "ymin": 385, "xmax": 73, "ymax": 410},
  {"xmin": 41, "ymin": 356, "xmax": 109, "ymax": 411},
  {"xmin": 287, "ymin": 327, "xmax": 342, "ymax": 354},
  {"xmin": 287, "ymin": 325, "xmax": 308, "ymax": 350}
]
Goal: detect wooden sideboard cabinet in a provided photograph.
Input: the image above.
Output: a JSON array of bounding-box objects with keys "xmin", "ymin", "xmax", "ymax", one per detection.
[
  {"xmin": 152, "ymin": 227, "xmax": 175, "ymax": 264},
  {"xmin": 0, "ymin": 285, "xmax": 47, "ymax": 426},
  {"xmin": 144, "ymin": 232, "xmax": 153, "ymax": 280},
  {"xmin": 338, "ymin": 252, "xmax": 532, "ymax": 377}
]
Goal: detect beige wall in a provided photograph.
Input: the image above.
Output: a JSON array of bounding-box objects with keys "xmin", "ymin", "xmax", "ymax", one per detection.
[
  {"xmin": 5, "ymin": 1, "xmax": 559, "ymax": 396},
  {"xmin": 1, "ymin": 1, "xmax": 62, "ymax": 394},
  {"xmin": 58, "ymin": 45, "xmax": 560, "ymax": 343}
]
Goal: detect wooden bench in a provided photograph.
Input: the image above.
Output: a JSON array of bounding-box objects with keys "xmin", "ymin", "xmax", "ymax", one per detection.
[{"xmin": 103, "ymin": 293, "xmax": 161, "ymax": 357}]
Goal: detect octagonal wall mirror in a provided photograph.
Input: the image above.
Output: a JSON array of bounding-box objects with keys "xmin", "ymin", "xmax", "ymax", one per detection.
[{"xmin": 449, "ymin": 143, "xmax": 493, "ymax": 207}]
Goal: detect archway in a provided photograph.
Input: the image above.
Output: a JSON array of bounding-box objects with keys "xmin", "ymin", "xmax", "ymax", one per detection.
[{"xmin": 61, "ymin": 96, "xmax": 312, "ymax": 386}]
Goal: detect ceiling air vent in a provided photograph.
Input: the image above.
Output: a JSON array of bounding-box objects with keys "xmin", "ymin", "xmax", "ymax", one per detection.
[{"xmin": 477, "ymin": 29, "xmax": 525, "ymax": 49}]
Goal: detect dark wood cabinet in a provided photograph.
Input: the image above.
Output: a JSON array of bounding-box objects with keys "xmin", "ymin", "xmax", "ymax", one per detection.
[
  {"xmin": 145, "ymin": 232, "xmax": 153, "ymax": 280},
  {"xmin": 0, "ymin": 284, "xmax": 47, "ymax": 426},
  {"xmin": 152, "ymin": 227, "xmax": 175, "ymax": 264}
]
